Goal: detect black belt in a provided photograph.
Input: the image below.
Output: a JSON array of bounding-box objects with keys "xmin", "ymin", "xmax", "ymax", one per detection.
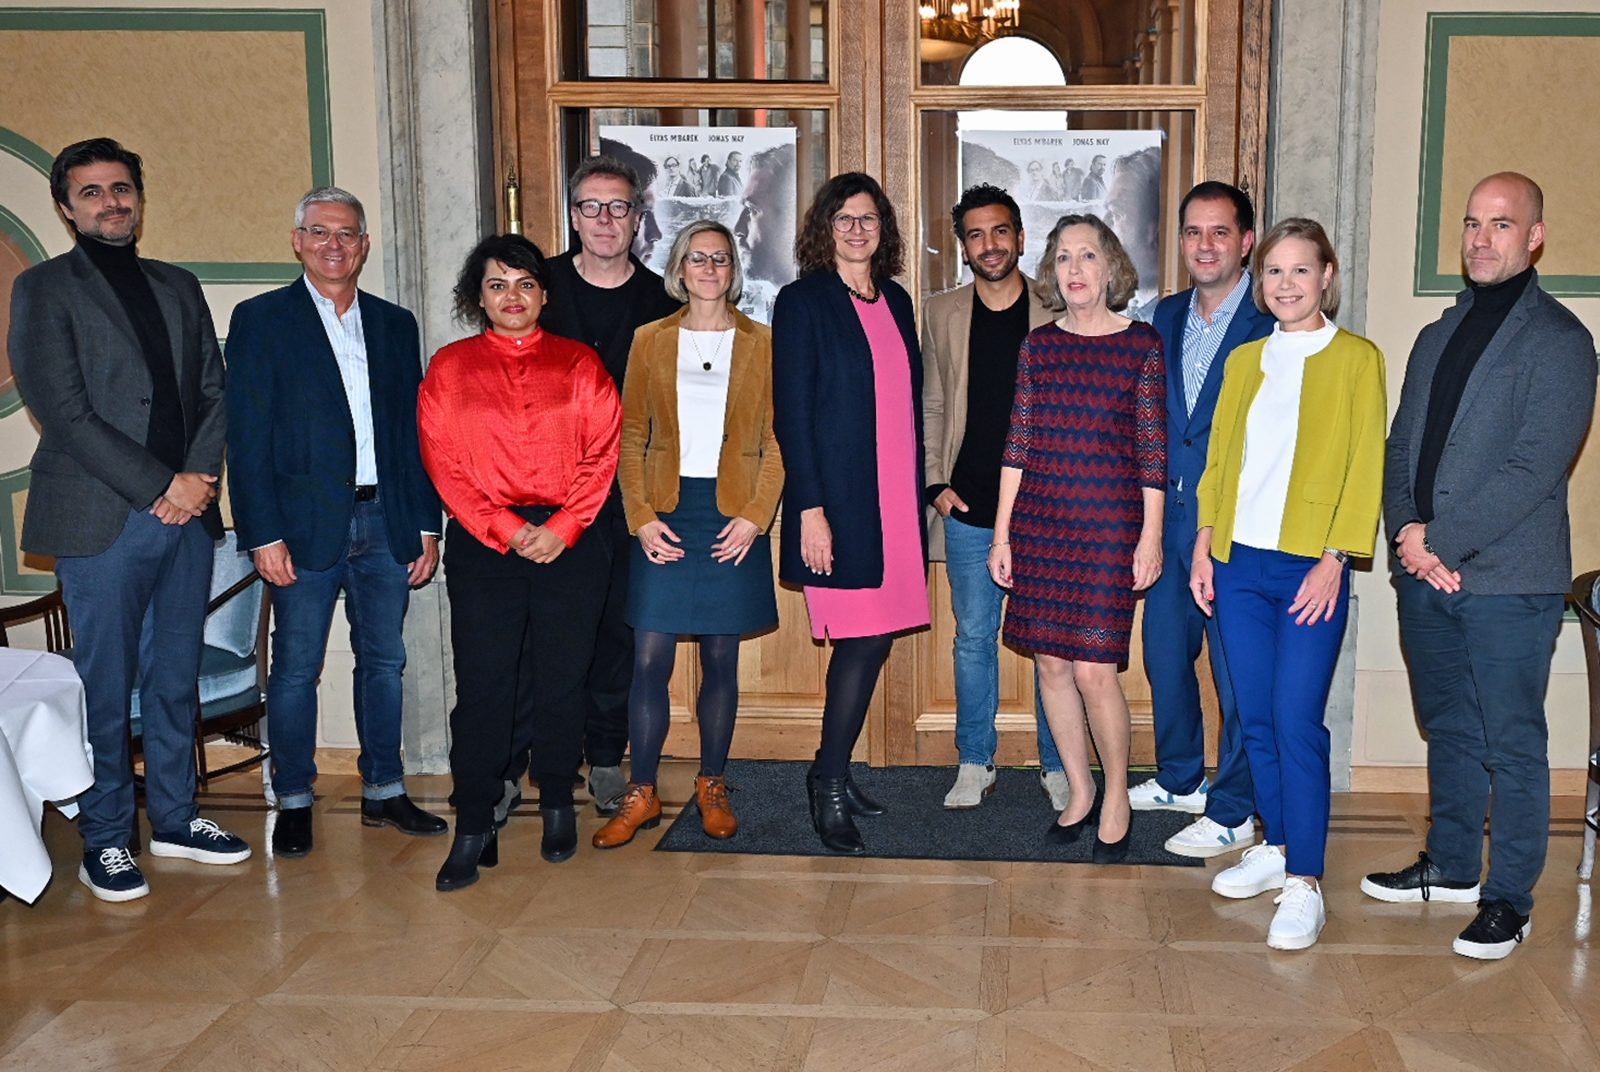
[{"xmin": 354, "ymin": 484, "xmax": 378, "ymax": 502}]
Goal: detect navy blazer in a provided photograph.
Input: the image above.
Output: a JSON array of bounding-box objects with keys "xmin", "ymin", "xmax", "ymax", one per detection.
[
  {"xmin": 772, "ymin": 271, "xmax": 925, "ymax": 589},
  {"xmin": 224, "ymin": 281, "xmax": 441, "ymax": 571},
  {"xmin": 1152, "ymin": 285, "xmax": 1274, "ymax": 554}
]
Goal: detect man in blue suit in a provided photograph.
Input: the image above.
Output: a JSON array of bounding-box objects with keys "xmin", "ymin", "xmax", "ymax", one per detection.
[
  {"xmin": 226, "ymin": 187, "xmax": 446, "ymax": 858},
  {"xmin": 1134, "ymin": 182, "xmax": 1273, "ymax": 858}
]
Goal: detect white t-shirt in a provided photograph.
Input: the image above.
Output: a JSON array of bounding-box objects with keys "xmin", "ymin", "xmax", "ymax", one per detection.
[
  {"xmin": 676, "ymin": 328, "xmax": 734, "ymax": 479},
  {"xmin": 1232, "ymin": 318, "xmax": 1339, "ymax": 551}
]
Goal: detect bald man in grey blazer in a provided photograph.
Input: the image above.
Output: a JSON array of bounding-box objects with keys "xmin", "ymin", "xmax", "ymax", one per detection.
[
  {"xmin": 1363, "ymin": 172, "xmax": 1596, "ymax": 960},
  {"xmin": 9, "ymin": 137, "xmax": 251, "ymax": 903}
]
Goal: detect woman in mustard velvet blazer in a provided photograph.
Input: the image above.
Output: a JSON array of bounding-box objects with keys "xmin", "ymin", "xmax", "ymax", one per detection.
[
  {"xmin": 1189, "ymin": 218, "xmax": 1385, "ymax": 953},
  {"xmin": 594, "ymin": 220, "xmax": 784, "ymax": 850}
]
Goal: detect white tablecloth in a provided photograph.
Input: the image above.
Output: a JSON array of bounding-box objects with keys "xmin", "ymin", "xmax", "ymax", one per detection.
[{"xmin": 0, "ymin": 648, "xmax": 93, "ymax": 904}]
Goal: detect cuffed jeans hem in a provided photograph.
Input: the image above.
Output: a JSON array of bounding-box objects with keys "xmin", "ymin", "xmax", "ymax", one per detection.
[
  {"xmin": 362, "ymin": 778, "xmax": 407, "ymax": 801},
  {"xmin": 276, "ymin": 789, "xmax": 315, "ymax": 810},
  {"xmin": 957, "ymin": 752, "xmax": 994, "ymax": 767}
]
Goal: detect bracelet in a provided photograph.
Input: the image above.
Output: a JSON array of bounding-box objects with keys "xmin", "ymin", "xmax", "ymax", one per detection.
[{"xmin": 990, "ymin": 541, "xmax": 1008, "ymax": 548}]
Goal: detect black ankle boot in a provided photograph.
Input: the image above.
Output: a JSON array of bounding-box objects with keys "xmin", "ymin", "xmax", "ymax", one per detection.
[
  {"xmin": 540, "ymin": 805, "xmax": 578, "ymax": 863},
  {"xmin": 812, "ymin": 751, "xmax": 886, "ymax": 817},
  {"xmin": 435, "ymin": 829, "xmax": 498, "ymax": 892},
  {"xmin": 808, "ymin": 770, "xmax": 865, "ymax": 855}
]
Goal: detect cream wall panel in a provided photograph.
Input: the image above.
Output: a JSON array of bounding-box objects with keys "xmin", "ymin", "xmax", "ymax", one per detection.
[{"xmin": 1357, "ymin": 0, "xmax": 1600, "ymax": 771}]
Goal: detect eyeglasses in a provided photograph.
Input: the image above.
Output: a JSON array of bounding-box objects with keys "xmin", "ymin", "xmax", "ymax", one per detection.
[
  {"xmin": 296, "ymin": 225, "xmax": 364, "ymax": 246},
  {"xmin": 573, "ymin": 198, "xmax": 636, "ymax": 219},
  {"xmin": 832, "ymin": 213, "xmax": 882, "ymax": 233},
  {"xmin": 684, "ymin": 251, "xmax": 733, "ymax": 267}
]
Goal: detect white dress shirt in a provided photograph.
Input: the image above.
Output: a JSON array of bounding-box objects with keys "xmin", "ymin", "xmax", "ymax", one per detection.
[{"xmin": 304, "ymin": 275, "xmax": 377, "ymax": 485}]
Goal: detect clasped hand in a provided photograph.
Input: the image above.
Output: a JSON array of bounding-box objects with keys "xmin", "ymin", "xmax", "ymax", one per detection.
[
  {"xmin": 511, "ymin": 521, "xmax": 567, "ymax": 563},
  {"xmin": 150, "ymin": 471, "xmax": 217, "ymax": 525}
]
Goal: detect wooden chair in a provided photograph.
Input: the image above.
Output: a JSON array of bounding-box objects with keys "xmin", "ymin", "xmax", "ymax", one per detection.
[
  {"xmin": 1571, "ymin": 569, "xmax": 1600, "ymax": 880},
  {"xmin": 0, "ymin": 589, "xmax": 72, "ymax": 652}
]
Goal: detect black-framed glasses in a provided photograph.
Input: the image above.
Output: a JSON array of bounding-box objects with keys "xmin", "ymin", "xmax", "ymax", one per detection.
[
  {"xmin": 296, "ymin": 225, "xmax": 364, "ymax": 246},
  {"xmin": 684, "ymin": 251, "xmax": 733, "ymax": 267},
  {"xmin": 573, "ymin": 198, "xmax": 636, "ymax": 219},
  {"xmin": 831, "ymin": 212, "xmax": 882, "ymax": 233}
]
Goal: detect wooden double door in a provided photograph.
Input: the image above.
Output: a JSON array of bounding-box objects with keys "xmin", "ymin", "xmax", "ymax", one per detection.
[{"xmin": 491, "ymin": 0, "xmax": 1268, "ymax": 766}]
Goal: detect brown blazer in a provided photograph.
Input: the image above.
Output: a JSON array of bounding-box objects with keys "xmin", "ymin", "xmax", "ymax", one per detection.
[
  {"xmin": 920, "ymin": 275, "xmax": 1056, "ymax": 559},
  {"xmin": 619, "ymin": 305, "xmax": 785, "ymax": 533}
]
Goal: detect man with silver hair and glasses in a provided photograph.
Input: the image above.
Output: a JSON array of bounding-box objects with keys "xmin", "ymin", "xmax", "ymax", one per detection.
[
  {"xmin": 225, "ymin": 186, "xmax": 446, "ymax": 859},
  {"xmin": 538, "ymin": 156, "xmax": 680, "ymax": 820}
]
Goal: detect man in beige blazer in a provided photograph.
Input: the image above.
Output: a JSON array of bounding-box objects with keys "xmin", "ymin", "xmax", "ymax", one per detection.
[{"xmin": 922, "ymin": 184, "xmax": 1067, "ymax": 810}]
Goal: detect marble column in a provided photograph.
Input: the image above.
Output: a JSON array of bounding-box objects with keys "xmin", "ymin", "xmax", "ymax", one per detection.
[
  {"xmin": 1267, "ymin": 0, "xmax": 1381, "ymax": 790},
  {"xmin": 371, "ymin": 0, "xmax": 497, "ymax": 773}
]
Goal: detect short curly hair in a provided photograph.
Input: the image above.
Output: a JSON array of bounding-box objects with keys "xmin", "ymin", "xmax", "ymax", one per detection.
[
  {"xmin": 1032, "ymin": 214, "xmax": 1139, "ymax": 313},
  {"xmin": 794, "ymin": 172, "xmax": 904, "ymax": 279},
  {"xmin": 451, "ymin": 233, "xmax": 549, "ymax": 330}
]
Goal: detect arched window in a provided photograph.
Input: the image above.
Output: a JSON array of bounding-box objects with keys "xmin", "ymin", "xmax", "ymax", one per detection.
[{"xmin": 959, "ymin": 36, "xmax": 1068, "ymax": 131}]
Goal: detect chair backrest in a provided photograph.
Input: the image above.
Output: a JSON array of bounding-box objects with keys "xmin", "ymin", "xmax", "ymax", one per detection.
[
  {"xmin": 0, "ymin": 589, "xmax": 72, "ymax": 652},
  {"xmin": 205, "ymin": 532, "xmax": 264, "ymax": 658},
  {"xmin": 1571, "ymin": 570, "xmax": 1600, "ymax": 754}
]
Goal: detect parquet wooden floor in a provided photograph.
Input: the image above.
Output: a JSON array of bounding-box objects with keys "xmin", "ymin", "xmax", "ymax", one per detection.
[{"xmin": 4, "ymin": 764, "xmax": 1598, "ymax": 1071}]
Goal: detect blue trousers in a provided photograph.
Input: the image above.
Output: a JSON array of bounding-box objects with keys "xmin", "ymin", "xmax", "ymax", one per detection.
[
  {"xmin": 1141, "ymin": 528, "xmax": 1254, "ymax": 824},
  {"xmin": 55, "ymin": 509, "xmax": 213, "ymax": 849},
  {"xmin": 944, "ymin": 515, "xmax": 1062, "ymax": 771},
  {"xmin": 1212, "ymin": 544, "xmax": 1348, "ymax": 877},
  {"xmin": 266, "ymin": 499, "xmax": 411, "ymax": 808},
  {"xmin": 1397, "ymin": 581, "xmax": 1563, "ymax": 915}
]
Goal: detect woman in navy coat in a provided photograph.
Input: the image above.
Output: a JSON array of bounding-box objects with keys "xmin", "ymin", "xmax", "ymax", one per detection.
[{"xmin": 771, "ymin": 172, "xmax": 929, "ymax": 854}]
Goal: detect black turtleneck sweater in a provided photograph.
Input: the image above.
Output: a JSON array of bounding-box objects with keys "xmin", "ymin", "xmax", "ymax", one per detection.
[
  {"xmin": 77, "ymin": 233, "xmax": 187, "ymax": 473},
  {"xmin": 1414, "ymin": 265, "xmax": 1534, "ymax": 521}
]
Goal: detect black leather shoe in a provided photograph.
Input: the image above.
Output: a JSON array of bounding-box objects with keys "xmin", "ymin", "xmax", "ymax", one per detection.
[
  {"xmin": 844, "ymin": 774, "xmax": 887, "ymax": 817},
  {"xmin": 808, "ymin": 770, "xmax": 866, "ymax": 855},
  {"xmin": 435, "ymin": 830, "xmax": 498, "ymax": 892},
  {"xmin": 272, "ymin": 806, "xmax": 313, "ymax": 857},
  {"xmin": 540, "ymin": 805, "xmax": 578, "ymax": 863},
  {"xmin": 1045, "ymin": 794, "xmax": 1101, "ymax": 846},
  {"xmin": 362, "ymin": 794, "xmax": 448, "ymax": 836},
  {"xmin": 1091, "ymin": 815, "xmax": 1132, "ymax": 865}
]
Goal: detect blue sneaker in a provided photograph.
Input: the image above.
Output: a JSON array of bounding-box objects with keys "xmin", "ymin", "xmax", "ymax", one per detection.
[
  {"xmin": 79, "ymin": 847, "xmax": 150, "ymax": 902},
  {"xmin": 149, "ymin": 818, "xmax": 252, "ymax": 865},
  {"xmin": 1127, "ymin": 776, "xmax": 1209, "ymax": 814}
]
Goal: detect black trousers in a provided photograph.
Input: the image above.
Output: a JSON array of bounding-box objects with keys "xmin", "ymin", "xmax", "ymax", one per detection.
[
  {"xmin": 582, "ymin": 502, "xmax": 634, "ymax": 769},
  {"xmin": 444, "ymin": 515, "xmax": 608, "ymax": 834}
]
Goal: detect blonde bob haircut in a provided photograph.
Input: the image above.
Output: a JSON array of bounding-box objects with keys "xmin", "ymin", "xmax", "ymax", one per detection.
[
  {"xmin": 663, "ymin": 219, "xmax": 744, "ymax": 303},
  {"xmin": 1031, "ymin": 213, "xmax": 1139, "ymax": 313},
  {"xmin": 1252, "ymin": 216, "xmax": 1340, "ymax": 317}
]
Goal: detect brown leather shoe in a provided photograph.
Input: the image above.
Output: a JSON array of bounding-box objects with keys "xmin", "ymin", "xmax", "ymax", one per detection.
[
  {"xmin": 695, "ymin": 774, "xmax": 738, "ymax": 839},
  {"xmin": 591, "ymin": 784, "xmax": 661, "ymax": 849}
]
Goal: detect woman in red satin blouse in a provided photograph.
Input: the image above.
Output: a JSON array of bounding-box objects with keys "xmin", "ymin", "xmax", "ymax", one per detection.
[{"xmin": 418, "ymin": 234, "xmax": 620, "ymax": 892}]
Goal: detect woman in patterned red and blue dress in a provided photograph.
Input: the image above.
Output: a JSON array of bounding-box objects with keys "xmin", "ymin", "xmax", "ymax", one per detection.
[{"xmin": 988, "ymin": 214, "xmax": 1166, "ymax": 865}]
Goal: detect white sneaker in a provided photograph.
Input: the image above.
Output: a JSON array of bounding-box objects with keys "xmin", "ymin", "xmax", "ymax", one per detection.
[
  {"xmin": 1165, "ymin": 816, "xmax": 1257, "ymax": 858},
  {"xmin": 1212, "ymin": 843, "xmax": 1286, "ymax": 899},
  {"xmin": 1267, "ymin": 877, "xmax": 1326, "ymax": 950},
  {"xmin": 1039, "ymin": 770, "xmax": 1071, "ymax": 812},
  {"xmin": 943, "ymin": 763, "xmax": 997, "ymax": 809},
  {"xmin": 1128, "ymin": 776, "xmax": 1209, "ymax": 813}
]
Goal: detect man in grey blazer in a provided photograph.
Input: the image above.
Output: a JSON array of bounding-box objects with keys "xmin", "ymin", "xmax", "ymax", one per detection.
[
  {"xmin": 1363, "ymin": 172, "xmax": 1596, "ymax": 960},
  {"xmin": 8, "ymin": 138, "xmax": 251, "ymax": 902}
]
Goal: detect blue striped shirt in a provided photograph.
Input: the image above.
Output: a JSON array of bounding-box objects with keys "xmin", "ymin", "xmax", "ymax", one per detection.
[{"xmin": 1181, "ymin": 271, "xmax": 1252, "ymax": 415}]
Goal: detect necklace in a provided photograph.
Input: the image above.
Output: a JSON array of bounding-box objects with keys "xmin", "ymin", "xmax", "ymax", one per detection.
[
  {"xmin": 844, "ymin": 280, "xmax": 880, "ymax": 304},
  {"xmin": 684, "ymin": 327, "xmax": 731, "ymax": 371}
]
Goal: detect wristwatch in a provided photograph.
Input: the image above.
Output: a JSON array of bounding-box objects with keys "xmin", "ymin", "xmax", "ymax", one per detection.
[{"xmin": 1324, "ymin": 547, "xmax": 1349, "ymax": 564}]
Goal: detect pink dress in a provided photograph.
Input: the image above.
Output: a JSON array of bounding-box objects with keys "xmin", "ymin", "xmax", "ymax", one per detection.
[{"xmin": 803, "ymin": 296, "xmax": 931, "ymax": 639}]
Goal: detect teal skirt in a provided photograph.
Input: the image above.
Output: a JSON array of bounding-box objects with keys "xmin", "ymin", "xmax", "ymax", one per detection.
[{"xmin": 625, "ymin": 478, "xmax": 778, "ymax": 635}]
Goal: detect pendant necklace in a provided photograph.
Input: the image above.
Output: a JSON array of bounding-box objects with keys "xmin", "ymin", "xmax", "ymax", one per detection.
[{"xmin": 685, "ymin": 326, "xmax": 731, "ymax": 371}]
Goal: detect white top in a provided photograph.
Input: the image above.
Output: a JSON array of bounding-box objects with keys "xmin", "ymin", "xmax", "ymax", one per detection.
[
  {"xmin": 677, "ymin": 328, "xmax": 734, "ymax": 479},
  {"xmin": 303, "ymin": 276, "xmax": 377, "ymax": 485},
  {"xmin": 1232, "ymin": 318, "xmax": 1339, "ymax": 550}
]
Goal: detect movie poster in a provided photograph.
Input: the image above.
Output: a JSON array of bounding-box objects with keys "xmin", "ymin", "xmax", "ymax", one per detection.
[
  {"xmin": 598, "ymin": 125, "xmax": 798, "ymax": 324},
  {"xmin": 958, "ymin": 129, "xmax": 1164, "ymax": 321}
]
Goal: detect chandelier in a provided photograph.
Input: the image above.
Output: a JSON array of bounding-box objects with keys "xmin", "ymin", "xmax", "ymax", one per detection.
[{"xmin": 919, "ymin": 1, "xmax": 1023, "ymax": 65}]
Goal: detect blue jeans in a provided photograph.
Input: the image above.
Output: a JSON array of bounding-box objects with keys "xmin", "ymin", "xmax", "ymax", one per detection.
[
  {"xmin": 1141, "ymin": 529, "xmax": 1255, "ymax": 824},
  {"xmin": 1212, "ymin": 544, "xmax": 1348, "ymax": 878},
  {"xmin": 944, "ymin": 514, "xmax": 1061, "ymax": 771},
  {"xmin": 267, "ymin": 499, "xmax": 411, "ymax": 808},
  {"xmin": 1397, "ymin": 581, "xmax": 1563, "ymax": 915},
  {"xmin": 56, "ymin": 509, "xmax": 213, "ymax": 848}
]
